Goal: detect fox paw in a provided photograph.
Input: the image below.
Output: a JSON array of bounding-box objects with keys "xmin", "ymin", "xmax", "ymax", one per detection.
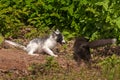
[
  {"xmin": 53, "ymin": 55, "xmax": 58, "ymax": 57},
  {"xmin": 28, "ymin": 53, "xmax": 39, "ymax": 56}
]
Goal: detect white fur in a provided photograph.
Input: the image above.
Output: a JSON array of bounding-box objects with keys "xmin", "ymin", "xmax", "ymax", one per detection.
[
  {"xmin": 4, "ymin": 30, "xmax": 65, "ymax": 57},
  {"xmin": 112, "ymin": 38, "xmax": 117, "ymax": 43},
  {"xmin": 26, "ymin": 36, "xmax": 58, "ymax": 57},
  {"xmin": 5, "ymin": 40, "xmax": 26, "ymax": 50}
]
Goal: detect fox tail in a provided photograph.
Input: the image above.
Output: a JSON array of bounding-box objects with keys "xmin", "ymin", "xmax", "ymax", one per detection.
[
  {"xmin": 4, "ymin": 40, "xmax": 26, "ymax": 50},
  {"xmin": 88, "ymin": 38, "xmax": 116, "ymax": 48}
]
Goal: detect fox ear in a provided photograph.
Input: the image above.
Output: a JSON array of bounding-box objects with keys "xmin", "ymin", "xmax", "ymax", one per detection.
[
  {"xmin": 56, "ymin": 29, "xmax": 59, "ymax": 32},
  {"xmin": 54, "ymin": 29, "xmax": 60, "ymax": 34}
]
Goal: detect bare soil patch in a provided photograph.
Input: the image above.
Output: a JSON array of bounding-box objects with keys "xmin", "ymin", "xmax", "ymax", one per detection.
[{"xmin": 0, "ymin": 48, "xmax": 47, "ymax": 73}]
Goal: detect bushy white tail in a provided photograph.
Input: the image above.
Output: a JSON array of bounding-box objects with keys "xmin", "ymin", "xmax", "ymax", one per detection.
[{"xmin": 4, "ymin": 40, "xmax": 26, "ymax": 50}]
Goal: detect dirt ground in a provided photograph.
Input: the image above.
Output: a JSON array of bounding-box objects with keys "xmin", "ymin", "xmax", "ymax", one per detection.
[
  {"xmin": 0, "ymin": 40, "xmax": 120, "ymax": 79},
  {"xmin": 0, "ymin": 48, "xmax": 47, "ymax": 74},
  {"xmin": 0, "ymin": 41, "xmax": 76, "ymax": 76}
]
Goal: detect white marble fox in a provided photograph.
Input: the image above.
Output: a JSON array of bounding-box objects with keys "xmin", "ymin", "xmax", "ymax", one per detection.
[{"xmin": 5, "ymin": 29, "xmax": 65, "ymax": 57}]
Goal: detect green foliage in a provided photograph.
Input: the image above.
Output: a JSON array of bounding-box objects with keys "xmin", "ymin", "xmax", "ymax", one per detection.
[
  {"xmin": 0, "ymin": 0, "xmax": 120, "ymax": 41},
  {"xmin": 98, "ymin": 54, "xmax": 120, "ymax": 80},
  {"xmin": 22, "ymin": 55, "xmax": 120, "ymax": 80},
  {"xmin": 28, "ymin": 56, "xmax": 60, "ymax": 76},
  {"xmin": 0, "ymin": 34, "xmax": 4, "ymax": 45}
]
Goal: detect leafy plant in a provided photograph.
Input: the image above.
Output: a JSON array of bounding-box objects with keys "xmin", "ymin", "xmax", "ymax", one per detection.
[
  {"xmin": 0, "ymin": 0, "xmax": 120, "ymax": 41},
  {"xmin": 98, "ymin": 54, "xmax": 120, "ymax": 80},
  {"xmin": 29, "ymin": 56, "xmax": 60, "ymax": 76}
]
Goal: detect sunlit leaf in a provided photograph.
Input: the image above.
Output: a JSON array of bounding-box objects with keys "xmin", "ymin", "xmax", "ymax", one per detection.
[{"xmin": 115, "ymin": 17, "xmax": 120, "ymax": 29}]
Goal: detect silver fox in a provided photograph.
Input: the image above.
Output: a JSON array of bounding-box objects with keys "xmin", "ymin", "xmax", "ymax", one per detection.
[{"xmin": 5, "ymin": 29, "xmax": 65, "ymax": 57}]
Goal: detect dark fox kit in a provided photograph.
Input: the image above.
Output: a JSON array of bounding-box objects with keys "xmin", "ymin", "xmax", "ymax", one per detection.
[{"xmin": 73, "ymin": 37, "xmax": 116, "ymax": 62}]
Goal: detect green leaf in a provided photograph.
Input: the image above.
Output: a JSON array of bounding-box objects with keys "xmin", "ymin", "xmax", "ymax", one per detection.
[
  {"xmin": 50, "ymin": 13, "xmax": 60, "ymax": 19},
  {"xmin": 115, "ymin": 17, "xmax": 120, "ymax": 29},
  {"xmin": 0, "ymin": 34, "xmax": 4, "ymax": 45},
  {"xmin": 96, "ymin": 0, "xmax": 109, "ymax": 11},
  {"xmin": 68, "ymin": 3, "xmax": 74, "ymax": 16}
]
